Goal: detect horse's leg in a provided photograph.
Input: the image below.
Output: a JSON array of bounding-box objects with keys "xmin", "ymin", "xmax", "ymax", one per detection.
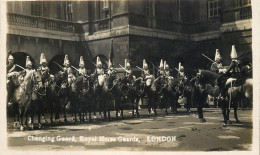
[
  {"xmin": 63, "ymin": 99, "xmax": 68, "ymax": 123},
  {"xmin": 135, "ymin": 97, "xmax": 140, "ymax": 118},
  {"xmin": 19, "ymin": 107, "xmax": 24, "ymax": 130},
  {"xmin": 221, "ymin": 100, "xmax": 228, "ymax": 127},
  {"xmin": 233, "ymin": 100, "xmax": 241, "ymax": 123},
  {"xmin": 50, "ymin": 98, "xmax": 54, "ymax": 124}
]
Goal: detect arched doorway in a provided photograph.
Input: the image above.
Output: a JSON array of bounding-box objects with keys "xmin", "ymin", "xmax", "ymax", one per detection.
[
  {"xmin": 11, "ymin": 52, "xmax": 35, "ymax": 71},
  {"xmin": 92, "ymin": 54, "xmax": 108, "ymax": 69}
]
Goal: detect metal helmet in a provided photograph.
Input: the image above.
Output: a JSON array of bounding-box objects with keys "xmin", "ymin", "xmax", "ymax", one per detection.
[
  {"xmin": 63, "ymin": 55, "xmax": 70, "ymax": 66},
  {"xmin": 26, "ymin": 56, "xmax": 32, "ymax": 68},
  {"xmin": 8, "ymin": 51, "xmax": 14, "ymax": 60},
  {"xmin": 96, "ymin": 56, "xmax": 102, "ymax": 66},
  {"xmin": 108, "ymin": 60, "xmax": 113, "ymax": 68},
  {"xmin": 230, "ymin": 45, "xmax": 238, "ymax": 59},
  {"xmin": 40, "ymin": 53, "xmax": 48, "ymax": 65},
  {"xmin": 215, "ymin": 49, "xmax": 222, "ymax": 61},
  {"xmin": 79, "ymin": 56, "xmax": 85, "ymax": 68},
  {"xmin": 159, "ymin": 59, "xmax": 163, "ymax": 69}
]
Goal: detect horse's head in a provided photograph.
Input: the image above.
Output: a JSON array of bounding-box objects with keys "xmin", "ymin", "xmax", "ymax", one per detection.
[{"xmin": 33, "ymin": 70, "xmax": 43, "ymax": 88}]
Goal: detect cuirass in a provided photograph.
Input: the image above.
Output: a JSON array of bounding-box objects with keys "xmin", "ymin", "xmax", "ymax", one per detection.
[
  {"xmin": 97, "ymin": 68, "xmax": 104, "ymax": 75},
  {"xmin": 78, "ymin": 68, "xmax": 86, "ymax": 75}
]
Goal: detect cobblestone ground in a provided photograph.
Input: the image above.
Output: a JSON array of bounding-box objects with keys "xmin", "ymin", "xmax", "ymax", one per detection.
[{"xmin": 7, "ymin": 108, "xmax": 252, "ymax": 151}]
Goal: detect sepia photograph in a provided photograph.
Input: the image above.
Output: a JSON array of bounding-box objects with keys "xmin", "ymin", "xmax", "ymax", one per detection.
[{"xmin": 1, "ymin": 0, "xmax": 259, "ymax": 154}]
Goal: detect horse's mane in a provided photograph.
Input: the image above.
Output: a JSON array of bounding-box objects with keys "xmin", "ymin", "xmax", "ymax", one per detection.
[
  {"xmin": 23, "ymin": 70, "xmax": 35, "ymax": 82},
  {"xmin": 239, "ymin": 52, "xmax": 252, "ymax": 66}
]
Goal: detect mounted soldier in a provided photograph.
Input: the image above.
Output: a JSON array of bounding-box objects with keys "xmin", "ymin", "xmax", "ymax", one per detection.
[
  {"xmin": 7, "ymin": 51, "xmax": 20, "ymax": 104},
  {"xmin": 141, "ymin": 59, "xmax": 156, "ymax": 114},
  {"xmin": 77, "ymin": 56, "xmax": 91, "ymax": 78},
  {"xmin": 210, "ymin": 49, "xmax": 225, "ymax": 74},
  {"xmin": 38, "ymin": 53, "xmax": 50, "ymax": 86},
  {"xmin": 218, "ymin": 45, "xmax": 242, "ymax": 101},
  {"xmin": 107, "ymin": 60, "xmax": 117, "ymax": 76},
  {"xmin": 157, "ymin": 59, "xmax": 165, "ymax": 78},
  {"xmin": 20, "ymin": 56, "xmax": 35, "ymax": 81},
  {"xmin": 63, "ymin": 55, "xmax": 74, "ymax": 87}
]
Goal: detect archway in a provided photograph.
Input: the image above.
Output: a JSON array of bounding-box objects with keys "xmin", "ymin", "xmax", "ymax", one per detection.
[{"xmin": 11, "ymin": 52, "xmax": 36, "ymax": 71}]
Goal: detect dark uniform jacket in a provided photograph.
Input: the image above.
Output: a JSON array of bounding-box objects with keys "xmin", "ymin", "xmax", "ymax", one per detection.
[{"xmin": 210, "ymin": 62, "xmax": 223, "ymax": 73}]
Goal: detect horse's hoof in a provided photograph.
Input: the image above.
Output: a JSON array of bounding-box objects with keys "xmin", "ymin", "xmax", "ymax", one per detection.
[
  {"xmin": 222, "ymin": 123, "xmax": 227, "ymax": 127},
  {"xmin": 29, "ymin": 123, "xmax": 34, "ymax": 130},
  {"xmin": 227, "ymin": 120, "xmax": 232, "ymax": 124},
  {"xmin": 13, "ymin": 122, "xmax": 19, "ymax": 128},
  {"xmin": 236, "ymin": 120, "xmax": 241, "ymax": 124},
  {"xmin": 38, "ymin": 123, "xmax": 42, "ymax": 129},
  {"xmin": 200, "ymin": 118, "xmax": 206, "ymax": 123},
  {"xmin": 20, "ymin": 126, "xmax": 24, "ymax": 131}
]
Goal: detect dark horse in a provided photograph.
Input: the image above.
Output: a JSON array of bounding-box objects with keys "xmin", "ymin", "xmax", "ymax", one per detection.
[
  {"xmin": 151, "ymin": 76, "xmax": 173, "ymax": 115},
  {"xmin": 189, "ymin": 70, "xmax": 219, "ymax": 122},
  {"xmin": 121, "ymin": 76, "xmax": 143, "ymax": 118},
  {"xmin": 53, "ymin": 71, "xmax": 70, "ymax": 123},
  {"xmin": 73, "ymin": 75, "xmax": 95, "ymax": 122}
]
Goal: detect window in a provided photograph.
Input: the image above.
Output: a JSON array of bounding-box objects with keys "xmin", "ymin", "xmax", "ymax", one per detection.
[
  {"xmin": 172, "ymin": 0, "xmax": 181, "ymax": 22},
  {"xmin": 31, "ymin": 1, "xmax": 42, "ymax": 16},
  {"xmin": 240, "ymin": 7, "xmax": 251, "ymax": 19},
  {"xmin": 146, "ymin": 0, "xmax": 155, "ymax": 17},
  {"xmin": 239, "ymin": 0, "xmax": 251, "ymax": 20},
  {"xmin": 102, "ymin": 0, "xmax": 109, "ymax": 9},
  {"xmin": 146, "ymin": 0, "xmax": 156, "ymax": 28},
  {"xmin": 66, "ymin": 1, "xmax": 73, "ymax": 21},
  {"xmin": 99, "ymin": 0, "xmax": 109, "ymax": 19},
  {"xmin": 241, "ymin": 0, "xmax": 251, "ymax": 6},
  {"xmin": 208, "ymin": 0, "xmax": 221, "ymax": 20}
]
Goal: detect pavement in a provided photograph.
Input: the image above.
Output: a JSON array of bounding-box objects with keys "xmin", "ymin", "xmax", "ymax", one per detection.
[{"xmin": 7, "ymin": 108, "xmax": 252, "ymax": 151}]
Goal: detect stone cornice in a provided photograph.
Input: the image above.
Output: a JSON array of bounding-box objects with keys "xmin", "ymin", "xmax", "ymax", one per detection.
[
  {"xmin": 220, "ymin": 19, "xmax": 252, "ymax": 33},
  {"xmin": 82, "ymin": 25, "xmax": 221, "ymax": 42},
  {"xmin": 8, "ymin": 25, "xmax": 80, "ymax": 41}
]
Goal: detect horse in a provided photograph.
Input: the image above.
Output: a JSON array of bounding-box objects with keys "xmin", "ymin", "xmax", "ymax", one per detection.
[
  {"xmin": 93, "ymin": 74, "xmax": 107, "ymax": 119},
  {"xmin": 101, "ymin": 71, "xmax": 121, "ymax": 120},
  {"xmin": 168, "ymin": 76, "xmax": 189, "ymax": 114},
  {"xmin": 151, "ymin": 76, "xmax": 171, "ymax": 115},
  {"xmin": 144, "ymin": 75, "xmax": 157, "ymax": 115},
  {"xmin": 27, "ymin": 70, "xmax": 48, "ymax": 129},
  {"xmin": 48, "ymin": 74, "xmax": 61, "ymax": 124},
  {"xmin": 220, "ymin": 77, "xmax": 253, "ymax": 126},
  {"xmin": 121, "ymin": 75, "xmax": 142, "ymax": 118},
  {"xmin": 73, "ymin": 75, "xmax": 94, "ymax": 123},
  {"xmin": 53, "ymin": 71, "xmax": 70, "ymax": 123},
  {"xmin": 12, "ymin": 70, "xmax": 42, "ymax": 130},
  {"xmin": 198, "ymin": 69, "xmax": 253, "ymax": 126}
]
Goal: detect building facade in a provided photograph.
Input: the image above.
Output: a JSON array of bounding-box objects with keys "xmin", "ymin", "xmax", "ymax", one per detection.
[{"xmin": 6, "ymin": 0, "xmax": 252, "ymax": 75}]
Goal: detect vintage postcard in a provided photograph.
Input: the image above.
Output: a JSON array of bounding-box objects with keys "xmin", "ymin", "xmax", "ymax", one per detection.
[{"xmin": 0, "ymin": 0, "xmax": 259, "ymax": 154}]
